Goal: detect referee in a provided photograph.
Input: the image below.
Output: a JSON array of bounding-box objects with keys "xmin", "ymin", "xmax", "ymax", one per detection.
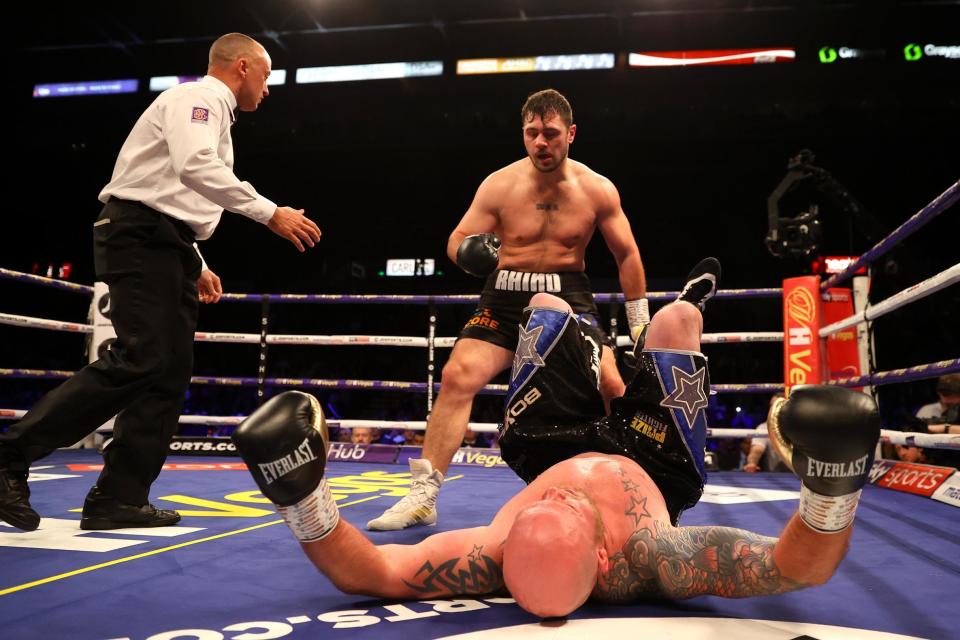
[{"xmin": 0, "ymin": 33, "xmax": 321, "ymax": 531}]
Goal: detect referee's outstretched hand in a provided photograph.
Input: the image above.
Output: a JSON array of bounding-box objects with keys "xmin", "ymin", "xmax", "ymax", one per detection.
[{"xmin": 268, "ymin": 206, "xmax": 322, "ymax": 252}]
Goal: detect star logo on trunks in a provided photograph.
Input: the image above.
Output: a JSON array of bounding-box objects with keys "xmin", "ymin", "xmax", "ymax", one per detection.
[
  {"xmin": 511, "ymin": 323, "xmax": 545, "ymax": 380},
  {"xmin": 660, "ymin": 365, "xmax": 709, "ymax": 428}
]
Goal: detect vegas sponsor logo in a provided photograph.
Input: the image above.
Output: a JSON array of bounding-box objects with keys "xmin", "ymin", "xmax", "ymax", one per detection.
[{"xmin": 452, "ymin": 450, "xmax": 506, "ymax": 468}]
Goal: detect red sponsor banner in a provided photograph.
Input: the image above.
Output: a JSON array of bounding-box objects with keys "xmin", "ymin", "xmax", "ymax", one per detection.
[
  {"xmin": 68, "ymin": 463, "xmax": 249, "ymax": 471},
  {"xmin": 823, "ymin": 287, "xmax": 861, "ymax": 388},
  {"xmin": 876, "ymin": 461, "xmax": 955, "ymax": 497},
  {"xmin": 782, "ymin": 276, "xmax": 823, "ymax": 392},
  {"xmin": 629, "ymin": 48, "xmax": 796, "ymax": 67}
]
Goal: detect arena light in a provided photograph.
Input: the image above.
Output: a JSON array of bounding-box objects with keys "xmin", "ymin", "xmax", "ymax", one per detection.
[
  {"xmin": 628, "ymin": 48, "xmax": 795, "ymax": 67},
  {"xmin": 456, "ymin": 53, "xmax": 615, "ymax": 75},
  {"xmin": 33, "ymin": 79, "xmax": 139, "ymax": 98},
  {"xmin": 149, "ymin": 70, "xmax": 287, "ymax": 92},
  {"xmin": 149, "ymin": 75, "xmax": 203, "ymax": 91},
  {"xmin": 296, "ymin": 61, "xmax": 443, "ymax": 84}
]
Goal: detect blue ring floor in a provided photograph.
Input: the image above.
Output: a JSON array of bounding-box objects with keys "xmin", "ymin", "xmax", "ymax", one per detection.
[{"xmin": 1, "ymin": 450, "xmax": 957, "ymax": 640}]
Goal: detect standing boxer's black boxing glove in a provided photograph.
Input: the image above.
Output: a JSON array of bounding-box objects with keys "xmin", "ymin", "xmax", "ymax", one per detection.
[
  {"xmin": 767, "ymin": 385, "xmax": 880, "ymax": 533},
  {"xmin": 456, "ymin": 233, "xmax": 500, "ymax": 277}
]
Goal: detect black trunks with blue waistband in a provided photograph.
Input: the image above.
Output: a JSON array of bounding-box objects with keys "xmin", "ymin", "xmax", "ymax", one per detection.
[{"xmin": 498, "ymin": 305, "xmax": 709, "ymax": 525}]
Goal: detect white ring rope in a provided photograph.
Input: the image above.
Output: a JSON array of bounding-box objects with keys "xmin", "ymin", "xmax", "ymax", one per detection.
[
  {"xmin": 615, "ymin": 332, "xmax": 783, "ymax": 347},
  {"xmin": 325, "ymin": 419, "xmax": 500, "ymax": 433},
  {"xmin": 202, "ymin": 335, "xmax": 461, "ymax": 348},
  {"xmin": 880, "ymin": 429, "xmax": 960, "ymax": 450},
  {"xmin": 0, "ymin": 315, "xmax": 783, "ymax": 349},
  {"xmin": 820, "ymin": 262, "xmax": 960, "ymax": 338},
  {"xmin": 196, "ymin": 332, "xmax": 433, "ymax": 347},
  {"xmin": 0, "ymin": 312, "xmax": 92, "ymax": 334},
  {"xmin": 1, "ymin": 410, "xmax": 957, "ymax": 448}
]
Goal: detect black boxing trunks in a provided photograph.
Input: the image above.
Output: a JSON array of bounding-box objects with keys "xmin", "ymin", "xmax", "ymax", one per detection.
[
  {"xmin": 458, "ymin": 269, "xmax": 613, "ymax": 351},
  {"xmin": 498, "ymin": 306, "xmax": 709, "ymax": 525}
]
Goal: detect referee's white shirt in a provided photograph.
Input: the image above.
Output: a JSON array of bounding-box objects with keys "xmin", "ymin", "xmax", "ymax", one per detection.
[{"xmin": 99, "ymin": 75, "xmax": 276, "ymax": 241}]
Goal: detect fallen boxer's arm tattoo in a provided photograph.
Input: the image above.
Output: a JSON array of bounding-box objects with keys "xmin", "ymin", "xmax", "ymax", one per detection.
[
  {"xmin": 402, "ymin": 544, "xmax": 504, "ymax": 595},
  {"xmin": 600, "ymin": 522, "xmax": 805, "ymax": 601},
  {"xmin": 598, "ymin": 548, "xmax": 661, "ymax": 601}
]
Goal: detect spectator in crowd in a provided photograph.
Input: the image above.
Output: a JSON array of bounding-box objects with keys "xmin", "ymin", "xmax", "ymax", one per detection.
[
  {"xmin": 350, "ymin": 427, "xmax": 380, "ymax": 445},
  {"xmin": 461, "ymin": 428, "xmax": 487, "ymax": 448},
  {"xmin": 402, "ymin": 429, "xmax": 425, "ymax": 446},
  {"xmin": 894, "ymin": 442, "xmax": 929, "ymax": 464}
]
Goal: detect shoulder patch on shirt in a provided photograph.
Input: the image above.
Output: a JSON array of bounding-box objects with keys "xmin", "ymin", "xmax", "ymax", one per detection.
[{"xmin": 191, "ymin": 107, "xmax": 210, "ymax": 123}]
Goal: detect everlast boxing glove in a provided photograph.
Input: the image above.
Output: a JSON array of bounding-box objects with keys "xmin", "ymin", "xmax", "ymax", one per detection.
[
  {"xmin": 456, "ymin": 233, "xmax": 501, "ymax": 277},
  {"xmin": 232, "ymin": 391, "xmax": 340, "ymax": 542},
  {"xmin": 767, "ymin": 385, "xmax": 880, "ymax": 533}
]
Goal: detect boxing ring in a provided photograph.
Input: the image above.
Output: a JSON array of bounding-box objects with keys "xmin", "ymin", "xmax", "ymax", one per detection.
[{"xmin": 1, "ymin": 180, "xmax": 959, "ymax": 639}]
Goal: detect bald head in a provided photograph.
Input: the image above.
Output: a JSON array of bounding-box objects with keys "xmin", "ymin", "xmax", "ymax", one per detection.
[
  {"xmin": 207, "ymin": 33, "xmax": 273, "ymax": 112},
  {"xmin": 208, "ymin": 33, "xmax": 266, "ymax": 71},
  {"xmin": 503, "ymin": 490, "xmax": 606, "ymax": 617}
]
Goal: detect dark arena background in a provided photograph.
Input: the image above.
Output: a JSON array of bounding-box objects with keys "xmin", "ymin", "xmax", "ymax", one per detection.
[
  {"xmin": 2, "ymin": 2, "xmax": 959, "ymax": 639},
  {"xmin": 6, "ymin": 0, "xmax": 958, "ymax": 427}
]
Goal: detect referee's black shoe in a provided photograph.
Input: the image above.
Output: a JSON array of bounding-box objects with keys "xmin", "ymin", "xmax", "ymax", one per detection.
[
  {"xmin": 80, "ymin": 486, "xmax": 181, "ymax": 530},
  {"xmin": 0, "ymin": 444, "xmax": 40, "ymax": 531}
]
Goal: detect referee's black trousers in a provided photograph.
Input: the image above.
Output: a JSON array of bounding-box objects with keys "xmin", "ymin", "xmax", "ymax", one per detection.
[{"xmin": 1, "ymin": 199, "xmax": 201, "ymax": 505}]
